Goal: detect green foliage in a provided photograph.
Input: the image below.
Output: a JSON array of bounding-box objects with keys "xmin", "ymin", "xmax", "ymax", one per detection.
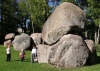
[
  {"xmin": 86, "ymin": 0, "xmax": 100, "ymax": 26},
  {"xmin": 96, "ymin": 44, "xmax": 100, "ymax": 52},
  {"xmin": 0, "ymin": 0, "xmax": 18, "ymax": 43},
  {"xmin": 2, "ymin": 0, "xmax": 18, "ymax": 28},
  {"xmin": 84, "ymin": 0, "xmax": 100, "ymax": 41},
  {"xmin": 18, "ymin": 0, "xmax": 51, "ymax": 33},
  {"xmin": 0, "ymin": 45, "xmax": 100, "ymax": 71}
]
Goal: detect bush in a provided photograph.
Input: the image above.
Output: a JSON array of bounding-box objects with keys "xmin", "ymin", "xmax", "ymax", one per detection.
[{"xmin": 95, "ymin": 44, "xmax": 100, "ymax": 52}]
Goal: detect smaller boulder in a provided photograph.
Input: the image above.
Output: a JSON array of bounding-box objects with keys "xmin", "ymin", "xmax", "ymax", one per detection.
[
  {"xmin": 5, "ymin": 33, "xmax": 15, "ymax": 40},
  {"xmin": 4, "ymin": 40, "xmax": 12, "ymax": 47},
  {"xmin": 30, "ymin": 33, "xmax": 42, "ymax": 46},
  {"xmin": 12, "ymin": 33, "xmax": 30, "ymax": 51},
  {"xmin": 85, "ymin": 39, "xmax": 97, "ymax": 65}
]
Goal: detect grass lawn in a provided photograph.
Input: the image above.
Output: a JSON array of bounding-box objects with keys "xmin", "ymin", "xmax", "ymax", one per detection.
[{"xmin": 0, "ymin": 45, "xmax": 100, "ymax": 71}]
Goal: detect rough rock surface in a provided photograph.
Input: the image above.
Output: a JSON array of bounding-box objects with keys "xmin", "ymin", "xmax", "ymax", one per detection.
[
  {"xmin": 30, "ymin": 33, "xmax": 42, "ymax": 46},
  {"xmin": 37, "ymin": 44, "xmax": 51, "ymax": 63},
  {"xmin": 48, "ymin": 34, "xmax": 89, "ymax": 68},
  {"xmin": 42, "ymin": 2, "xmax": 86, "ymax": 45},
  {"xmin": 5, "ymin": 33, "xmax": 15, "ymax": 40},
  {"xmin": 4, "ymin": 40, "xmax": 12, "ymax": 47},
  {"xmin": 12, "ymin": 33, "xmax": 30, "ymax": 51},
  {"xmin": 85, "ymin": 39, "xmax": 97, "ymax": 65}
]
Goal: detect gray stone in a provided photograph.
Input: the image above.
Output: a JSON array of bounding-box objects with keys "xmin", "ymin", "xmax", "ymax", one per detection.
[
  {"xmin": 85, "ymin": 39, "xmax": 97, "ymax": 65},
  {"xmin": 5, "ymin": 33, "xmax": 15, "ymax": 40},
  {"xmin": 12, "ymin": 33, "xmax": 30, "ymax": 51},
  {"xmin": 42, "ymin": 2, "xmax": 86, "ymax": 45},
  {"xmin": 4, "ymin": 40, "xmax": 12, "ymax": 47},
  {"xmin": 37, "ymin": 44, "xmax": 51, "ymax": 63},
  {"xmin": 48, "ymin": 34, "xmax": 89, "ymax": 68},
  {"xmin": 30, "ymin": 33, "xmax": 42, "ymax": 46}
]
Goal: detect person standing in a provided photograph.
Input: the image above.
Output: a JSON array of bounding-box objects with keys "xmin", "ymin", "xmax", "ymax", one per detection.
[
  {"xmin": 31, "ymin": 45, "xmax": 37, "ymax": 63},
  {"xmin": 19, "ymin": 49, "xmax": 26, "ymax": 62},
  {"xmin": 6, "ymin": 44, "xmax": 11, "ymax": 62}
]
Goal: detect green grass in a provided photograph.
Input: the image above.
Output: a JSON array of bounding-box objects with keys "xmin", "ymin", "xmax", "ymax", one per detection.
[{"xmin": 1, "ymin": 45, "xmax": 100, "ymax": 71}]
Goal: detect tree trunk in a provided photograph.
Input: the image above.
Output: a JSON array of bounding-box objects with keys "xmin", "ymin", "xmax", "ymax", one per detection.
[
  {"xmin": 28, "ymin": 1, "xmax": 34, "ymax": 33},
  {"xmin": 94, "ymin": 25, "xmax": 100, "ymax": 44},
  {"xmin": 97, "ymin": 28, "xmax": 99, "ymax": 44},
  {"xmin": 31, "ymin": 21, "xmax": 34, "ymax": 33},
  {"xmin": 85, "ymin": 31, "xmax": 87, "ymax": 38}
]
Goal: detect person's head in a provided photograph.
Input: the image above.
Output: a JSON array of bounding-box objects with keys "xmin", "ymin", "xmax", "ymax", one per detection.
[
  {"xmin": 7, "ymin": 44, "xmax": 11, "ymax": 48},
  {"xmin": 33, "ymin": 45, "xmax": 36, "ymax": 48}
]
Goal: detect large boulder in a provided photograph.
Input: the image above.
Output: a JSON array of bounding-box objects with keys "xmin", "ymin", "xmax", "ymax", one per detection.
[
  {"xmin": 30, "ymin": 33, "xmax": 42, "ymax": 46},
  {"xmin": 5, "ymin": 33, "xmax": 15, "ymax": 40},
  {"xmin": 48, "ymin": 34, "xmax": 89, "ymax": 68},
  {"xmin": 85, "ymin": 39, "xmax": 97, "ymax": 65},
  {"xmin": 42, "ymin": 2, "xmax": 86, "ymax": 45},
  {"xmin": 4, "ymin": 40, "xmax": 12, "ymax": 47},
  {"xmin": 12, "ymin": 33, "xmax": 31, "ymax": 51},
  {"xmin": 37, "ymin": 44, "xmax": 51, "ymax": 63}
]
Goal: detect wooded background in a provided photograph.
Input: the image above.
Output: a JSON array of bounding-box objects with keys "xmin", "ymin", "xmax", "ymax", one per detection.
[{"xmin": 0, "ymin": 0, "xmax": 100, "ymax": 44}]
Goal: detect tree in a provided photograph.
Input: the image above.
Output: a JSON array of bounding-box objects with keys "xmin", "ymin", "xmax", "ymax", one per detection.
[
  {"xmin": 0, "ymin": 0, "xmax": 18, "ymax": 43},
  {"xmin": 18, "ymin": 0, "xmax": 51, "ymax": 33},
  {"xmin": 16, "ymin": 1, "xmax": 29, "ymax": 33},
  {"xmin": 86, "ymin": 0, "xmax": 100, "ymax": 44}
]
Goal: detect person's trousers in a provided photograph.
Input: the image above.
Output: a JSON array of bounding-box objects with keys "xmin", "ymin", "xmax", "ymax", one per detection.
[
  {"xmin": 21, "ymin": 57, "xmax": 24, "ymax": 62},
  {"xmin": 31, "ymin": 54, "xmax": 35, "ymax": 63},
  {"xmin": 7, "ymin": 54, "xmax": 11, "ymax": 62}
]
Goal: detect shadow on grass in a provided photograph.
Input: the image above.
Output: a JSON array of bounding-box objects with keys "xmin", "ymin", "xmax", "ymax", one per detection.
[
  {"xmin": 12, "ymin": 59, "xmax": 20, "ymax": 62},
  {"xmin": 25, "ymin": 58, "xmax": 31, "ymax": 62},
  {"xmin": 12, "ymin": 58, "xmax": 31, "ymax": 62},
  {"xmin": 96, "ymin": 56, "xmax": 100, "ymax": 64},
  {"xmin": 86, "ymin": 54, "xmax": 100, "ymax": 66}
]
